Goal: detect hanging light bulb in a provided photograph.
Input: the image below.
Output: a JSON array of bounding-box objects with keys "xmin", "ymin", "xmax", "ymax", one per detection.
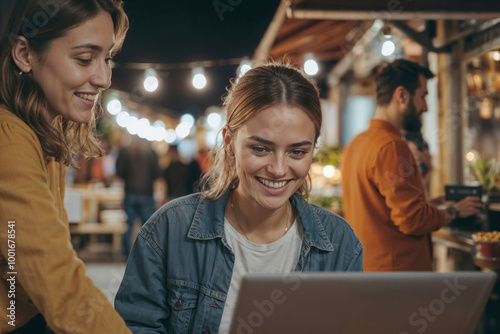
[
  {"xmin": 192, "ymin": 67, "xmax": 207, "ymax": 89},
  {"xmin": 106, "ymin": 99, "xmax": 122, "ymax": 115},
  {"xmin": 493, "ymin": 51, "xmax": 500, "ymax": 61},
  {"xmin": 237, "ymin": 59, "xmax": 252, "ymax": 78},
  {"xmin": 176, "ymin": 122, "xmax": 191, "ymax": 139},
  {"xmin": 143, "ymin": 69, "xmax": 159, "ymax": 92},
  {"xmin": 180, "ymin": 113, "xmax": 195, "ymax": 127},
  {"xmin": 323, "ymin": 165, "xmax": 335, "ymax": 178},
  {"xmin": 116, "ymin": 111, "xmax": 130, "ymax": 127},
  {"xmin": 303, "ymin": 54, "xmax": 319, "ymax": 76},
  {"xmin": 381, "ymin": 40, "xmax": 396, "ymax": 56},
  {"xmin": 165, "ymin": 129, "xmax": 177, "ymax": 144}
]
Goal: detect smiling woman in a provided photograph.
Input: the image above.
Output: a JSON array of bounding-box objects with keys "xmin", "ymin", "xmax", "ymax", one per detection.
[
  {"xmin": 0, "ymin": 0, "xmax": 128, "ymax": 166},
  {"xmin": 28, "ymin": 12, "xmax": 115, "ymax": 124},
  {"xmin": 0, "ymin": 0, "xmax": 130, "ymax": 333},
  {"xmin": 115, "ymin": 62, "xmax": 363, "ymax": 334}
]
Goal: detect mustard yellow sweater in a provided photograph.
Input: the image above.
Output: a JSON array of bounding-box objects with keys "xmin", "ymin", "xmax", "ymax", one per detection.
[{"xmin": 0, "ymin": 106, "xmax": 131, "ymax": 333}]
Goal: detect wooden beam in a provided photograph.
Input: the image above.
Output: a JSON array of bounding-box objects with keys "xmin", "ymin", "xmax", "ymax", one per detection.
[
  {"xmin": 271, "ymin": 21, "xmax": 357, "ymax": 56},
  {"xmin": 254, "ymin": 0, "xmax": 289, "ymax": 61},
  {"xmin": 288, "ymin": 9, "xmax": 500, "ymax": 21}
]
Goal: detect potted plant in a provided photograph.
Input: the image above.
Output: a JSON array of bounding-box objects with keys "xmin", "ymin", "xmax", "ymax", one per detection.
[
  {"xmin": 468, "ymin": 156, "xmax": 500, "ymax": 195},
  {"xmin": 309, "ymin": 145, "xmax": 344, "ymax": 214}
]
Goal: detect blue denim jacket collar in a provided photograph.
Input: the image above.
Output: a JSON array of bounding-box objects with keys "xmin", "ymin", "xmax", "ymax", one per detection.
[{"xmin": 187, "ymin": 189, "xmax": 334, "ymax": 252}]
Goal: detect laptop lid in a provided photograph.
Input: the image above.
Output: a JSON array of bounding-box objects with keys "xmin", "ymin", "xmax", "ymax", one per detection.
[{"xmin": 229, "ymin": 271, "xmax": 496, "ymax": 334}]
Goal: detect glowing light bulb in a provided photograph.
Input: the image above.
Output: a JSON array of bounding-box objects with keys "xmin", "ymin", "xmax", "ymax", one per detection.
[
  {"xmin": 192, "ymin": 74, "xmax": 206, "ymax": 89},
  {"xmin": 106, "ymin": 99, "xmax": 121, "ymax": 115},
  {"xmin": 304, "ymin": 54, "xmax": 319, "ymax": 76},
  {"xmin": 381, "ymin": 40, "xmax": 396, "ymax": 56},
  {"xmin": 323, "ymin": 165, "xmax": 335, "ymax": 178},
  {"xmin": 144, "ymin": 76, "xmax": 159, "ymax": 92}
]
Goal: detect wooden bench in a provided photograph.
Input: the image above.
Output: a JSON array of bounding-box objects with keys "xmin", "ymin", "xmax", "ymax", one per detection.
[{"xmin": 70, "ymin": 221, "xmax": 127, "ymax": 262}]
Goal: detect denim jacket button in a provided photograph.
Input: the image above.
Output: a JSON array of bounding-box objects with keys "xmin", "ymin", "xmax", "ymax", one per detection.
[
  {"xmin": 203, "ymin": 331, "xmax": 210, "ymax": 334},
  {"xmin": 175, "ymin": 299, "xmax": 181, "ymax": 308}
]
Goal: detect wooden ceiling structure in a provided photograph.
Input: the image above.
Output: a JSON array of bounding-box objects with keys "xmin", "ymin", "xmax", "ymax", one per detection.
[{"xmin": 254, "ymin": 0, "xmax": 500, "ymax": 66}]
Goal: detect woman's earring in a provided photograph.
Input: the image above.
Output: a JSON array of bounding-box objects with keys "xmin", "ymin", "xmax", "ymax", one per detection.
[{"xmin": 19, "ymin": 71, "xmax": 23, "ymax": 75}]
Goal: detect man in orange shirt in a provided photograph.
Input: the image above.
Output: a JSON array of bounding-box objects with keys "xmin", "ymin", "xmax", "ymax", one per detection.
[{"xmin": 341, "ymin": 59, "xmax": 484, "ymax": 271}]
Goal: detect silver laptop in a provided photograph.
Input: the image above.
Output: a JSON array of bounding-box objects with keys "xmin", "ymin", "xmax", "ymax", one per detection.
[{"xmin": 229, "ymin": 271, "xmax": 496, "ymax": 334}]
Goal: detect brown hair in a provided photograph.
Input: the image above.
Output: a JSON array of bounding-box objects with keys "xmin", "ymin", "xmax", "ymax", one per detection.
[
  {"xmin": 375, "ymin": 59, "xmax": 434, "ymax": 107},
  {"xmin": 0, "ymin": 0, "xmax": 129, "ymax": 166},
  {"xmin": 201, "ymin": 61, "xmax": 322, "ymax": 201}
]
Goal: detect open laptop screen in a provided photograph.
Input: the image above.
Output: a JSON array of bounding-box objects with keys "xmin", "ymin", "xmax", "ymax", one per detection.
[{"xmin": 229, "ymin": 271, "xmax": 496, "ymax": 334}]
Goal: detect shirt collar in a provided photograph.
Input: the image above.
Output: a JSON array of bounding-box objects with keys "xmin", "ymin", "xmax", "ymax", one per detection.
[
  {"xmin": 369, "ymin": 119, "xmax": 401, "ymax": 136},
  {"xmin": 187, "ymin": 189, "xmax": 334, "ymax": 252}
]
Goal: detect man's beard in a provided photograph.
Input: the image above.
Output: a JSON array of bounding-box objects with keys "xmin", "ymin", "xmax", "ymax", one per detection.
[{"xmin": 402, "ymin": 99, "xmax": 422, "ymax": 133}]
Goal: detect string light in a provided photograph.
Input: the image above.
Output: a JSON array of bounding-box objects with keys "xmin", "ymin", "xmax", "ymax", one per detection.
[
  {"xmin": 126, "ymin": 115, "xmax": 139, "ymax": 135},
  {"xmin": 175, "ymin": 122, "xmax": 191, "ymax": 139},
  {"xmin": 165, "ymin": 129, "xmax": 177, "ymax": 144},
  {"xmin": 192, "ymin": 67, "xmax": 207, "ymax": 89},
  {"xmin": 206, "ymin": 112, "xmax": 222, "ymax": 129},
  {"xmin": 237, "ymin": 59, "xmax": 252, "ymax": 78},
  {"xmin": 466, "ymin": 151, "xmax": 476, "ymax": 162},
  {"xmin": 180, "ymin": 114, "xmax": 195, "ymax": 127},
  {"xmin": 304, "ymin": 53, "xmax": 319, "ymax": 76},
  {"xmin": 106, "ymin": 99, "xmax": 122, "ymax": 115},
  {"xmin": 323, "ymin": 165, "xmax": 335, "ymax": 178},
  {"xmin": 116, "ymin": 111, "xmax": 130, "ymax": 127},
  {"xmin": 143, "ymin": 69, "xmax": 159, "ymax": 92},
  {"xmin": 381, "ymin": 40, "xmax": 396, "ymax": 56}
]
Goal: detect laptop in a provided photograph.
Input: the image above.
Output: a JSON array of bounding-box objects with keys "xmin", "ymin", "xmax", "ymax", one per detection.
[{"xmin": 229, "ymin": 271, "xmax": 496, "ymax": 334}]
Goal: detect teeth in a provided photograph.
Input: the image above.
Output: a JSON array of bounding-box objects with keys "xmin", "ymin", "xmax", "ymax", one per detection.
[
  {"xmin": 75, "ymin": 93, "xmax": 98, "ymax": 101},
  {"xmin": 259, "ymin": 178, "xmax": 287, "ymax": 189}
]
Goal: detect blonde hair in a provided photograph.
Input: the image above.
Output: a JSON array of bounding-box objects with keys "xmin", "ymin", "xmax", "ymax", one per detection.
[
  {"xmin": 200, "ymin": 62, "xmax": 322, "ymax": 201},
  {"xmin": 0, "ymin": 0, "xmax": 129, "ymax": 166}
]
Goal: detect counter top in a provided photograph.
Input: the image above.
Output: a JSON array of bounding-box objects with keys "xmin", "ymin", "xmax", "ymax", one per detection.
[
  {"xmin": 433, "ymin": 227, "xmax": 500, "ymax": 271},
  {"xmin": 432, "ymin": 227, "xmax": 475, "ymax": 253}
]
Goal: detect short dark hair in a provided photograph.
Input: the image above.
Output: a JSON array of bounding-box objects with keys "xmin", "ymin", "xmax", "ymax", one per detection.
[{"xmin": 375, "ymin": 59, "xmax": 434, "ymax": 106}]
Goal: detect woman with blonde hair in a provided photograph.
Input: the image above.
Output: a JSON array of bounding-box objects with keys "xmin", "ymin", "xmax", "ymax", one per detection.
[
  {"xmin": 0, "ymin": 0, "xmax": 131, "ymax": 332},
  {"xmin": 115, "ymin": 62, "xmax": 362, "ymax": 333}
]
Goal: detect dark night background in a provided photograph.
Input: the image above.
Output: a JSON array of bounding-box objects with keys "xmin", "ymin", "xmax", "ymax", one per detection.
[
  {"xmin": 0, "ymin": 0, "xmax": 282, "ymax": 117},
  {"xmin": 111, "ymin": 0, "xmax": 281, "ymax": 117}
]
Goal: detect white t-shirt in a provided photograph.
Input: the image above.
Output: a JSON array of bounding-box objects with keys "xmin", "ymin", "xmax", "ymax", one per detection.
[{"xmin": 218, "ymin": 216, "xmax": 303, "ymax": 334}]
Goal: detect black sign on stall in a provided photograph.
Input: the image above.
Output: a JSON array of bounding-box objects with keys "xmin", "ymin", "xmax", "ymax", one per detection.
[{"xmin": 445, "ymin": 185, "xmax": 482, "ymax": 201}]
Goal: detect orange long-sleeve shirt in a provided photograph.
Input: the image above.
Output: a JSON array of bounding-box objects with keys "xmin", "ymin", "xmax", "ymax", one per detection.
[
  {"xmin": 341, "ymin": 119, "xmax": 445, "ymax": 271},
  {"xmin": 0, "ymin": 106, "xmax": 131, "ymax": 333}
]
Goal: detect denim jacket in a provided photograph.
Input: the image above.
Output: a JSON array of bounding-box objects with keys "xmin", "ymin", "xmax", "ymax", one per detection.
[{"xmin": 115, "ymin": 190, "xmax": 363, "ymax": 334}]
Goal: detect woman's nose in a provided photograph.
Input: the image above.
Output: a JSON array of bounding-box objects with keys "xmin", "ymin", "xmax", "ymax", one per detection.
[{"xmin": 267, "ymin": 154, "xmax": 287, "ymax": 177}]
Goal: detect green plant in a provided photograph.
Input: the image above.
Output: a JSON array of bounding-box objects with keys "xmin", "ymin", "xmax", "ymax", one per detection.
[
  {"xmin": 309, "ymin": 195, "xmax": 342, "ymax": 210},
  {"xmin": 314, "ymin": 145, "xmax": 343, "ymax": 167},
  {"xmin": 469, "ymin": 156, "xmax": 500, "ymax": 194}
]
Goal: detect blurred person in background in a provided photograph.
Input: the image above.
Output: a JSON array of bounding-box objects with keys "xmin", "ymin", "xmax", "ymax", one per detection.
[
  {"xmin": 115, "ymin": 136, "xmax": 161, "ymax": 259},
  {"xmin": 0, "ymin": 0, "xmax": 131, "ymax": 332},
  {"xmin": 195, "ymin": 147, "xmax": 211, "ymax": 173},
  {"xmin": 74, "ymin": 138, "xmax": 117, "ymax": 186},
  {"xmin": 162, "ymin": 145, "xmax": 202, "ymax": 201}
]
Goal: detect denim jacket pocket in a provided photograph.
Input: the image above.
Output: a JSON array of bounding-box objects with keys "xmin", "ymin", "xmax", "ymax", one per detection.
[{"xmin": 167, "ymin": 282, "xmax": 200, "ymax": 333}]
